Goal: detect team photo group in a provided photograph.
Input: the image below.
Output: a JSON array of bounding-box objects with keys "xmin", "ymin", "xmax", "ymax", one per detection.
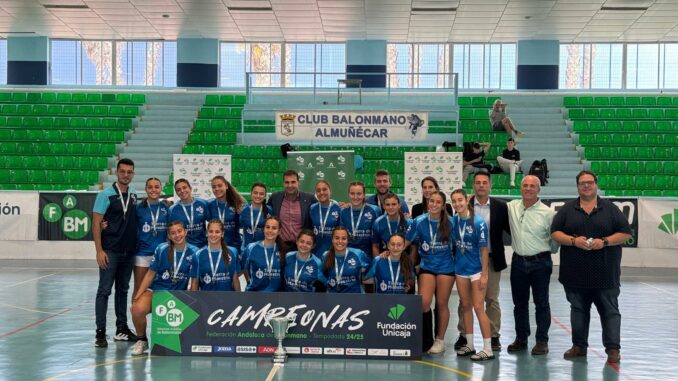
[{"xmin": 94, "ymin": 157, "xmax": 631, "ymax": 364}]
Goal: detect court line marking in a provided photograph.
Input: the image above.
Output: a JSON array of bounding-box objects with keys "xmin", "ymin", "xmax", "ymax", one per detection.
[
  {"xmin": 415, "ymin": 360, "xmax": 481, "ymax": 380},
  {"xmin": 42, "ymin": 356, "xmax": 150, "ymax": 381},
  {"xmin": 264, "ymin": 364, "xmax": 281, "ymax": 381},
  {"xmin": 0, "ymin": 302, "xmax": 57, "ymax": 315},
  {"xmin": 640, "ymin": 282, "xmax": 678, "ymax": 298},
  {"xmin": 0, "ymin": 273, "xmax": 56, "ymax": 289},
  {"xmin": 0, "ymin": 308, "xmax": 71, "ymax": 340}
]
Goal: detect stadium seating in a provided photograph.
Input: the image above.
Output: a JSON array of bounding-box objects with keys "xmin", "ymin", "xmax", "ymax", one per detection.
[
  {"xmin": 0, "ymin": 91, "xmax": 142, "ymax": 190},
  {"xmin": 565, "ymin": 95, "xmax": 678, "ymax": 196}
]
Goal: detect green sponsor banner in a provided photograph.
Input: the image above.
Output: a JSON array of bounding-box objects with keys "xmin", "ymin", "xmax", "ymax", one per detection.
[
  {"xmin": 287, "ymin": 151, "xmax": 354, "ymax": 201},
  {"xmin": 151, "ymin": 291, "xmax": 201, "ymax": 354},
  {"xmin": 38, "ymin": 192, "xmax": 95, "ymax": 241}
]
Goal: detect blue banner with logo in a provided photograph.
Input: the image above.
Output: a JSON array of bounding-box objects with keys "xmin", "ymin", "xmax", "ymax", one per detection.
[
  {"xmin": 151, "ymin": 291, "xmax": 422, "ymax": 360},
  {"xmin": 38, "ymin": 192, "xmax": 96, "ymax": 241}
]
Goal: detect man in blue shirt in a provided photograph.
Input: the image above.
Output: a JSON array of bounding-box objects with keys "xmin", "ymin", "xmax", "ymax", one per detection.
[{"xmin": 92, "ymin": 158, "xmax": 138, "ymax": 347}]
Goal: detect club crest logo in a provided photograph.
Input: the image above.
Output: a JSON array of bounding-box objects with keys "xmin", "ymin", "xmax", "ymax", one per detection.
[{"xmin": 280, "ymin": 114, "xmax": 295, "ymax": 136}]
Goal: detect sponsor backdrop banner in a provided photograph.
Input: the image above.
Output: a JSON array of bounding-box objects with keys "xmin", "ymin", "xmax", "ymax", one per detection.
[
  {"xmin": 287, "ymin": 151, "xmax": 354, "ymax": 202},
  {"xmin": 0, "ymin": 192, "xmax": 39, "ymax": 240},
  {"xmin": 39, "ymin": 192, "xmax": 96, "ymax": 241},
  {"xmin": 638, "ymin": 199, "xmax": 678, "ymax": 249},
  {"xmin": 151, "ymin": 291, "xmax": 422, "ymax": 360},
  {"xmin": 173, "ymin": 155, "xmax": 232, "ymax": 200},
  {"xmin": 404, "ymin": 152, "xmax": 463, "ymax": 207},
  {"xmin": 276, "ymin": 111, "xmax": 428, "ymax": 142}
]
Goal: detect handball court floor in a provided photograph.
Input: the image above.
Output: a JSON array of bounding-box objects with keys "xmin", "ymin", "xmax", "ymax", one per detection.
[{"xmin": 0, "ymin": 260, "xmax": 676, "ymax": 381}]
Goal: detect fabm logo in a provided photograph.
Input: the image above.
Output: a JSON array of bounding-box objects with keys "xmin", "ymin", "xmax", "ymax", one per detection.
[
  {"xmin": 658, "ymin": 209, "xmax": 678, "ymax": 235},
  {"xmin": 387, "ymin": 304, "xmax": 406, "ymax": 320},
  {"xmin": 42, "ymin": 194, "xmax": 91, "ymax": 239}
]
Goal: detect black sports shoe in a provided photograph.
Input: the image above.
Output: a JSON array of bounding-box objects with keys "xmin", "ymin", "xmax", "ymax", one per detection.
[
  {"xmin": 491, "ymin": 336, "xmax": 502, "ymax": 351},
  {"xmin": 95, "ymin": 329, "xmax": 108, "ymax": 347},
  {"xmin": 454, "ymin": 334, "xmax": 467, "ymax": 350},
  {"xmin": 113, "ymin": 326, "xmax": 138, "ymax": 342}
]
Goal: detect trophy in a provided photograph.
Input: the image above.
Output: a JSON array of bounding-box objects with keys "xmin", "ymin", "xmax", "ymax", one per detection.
[{"xmin": 264, "ymin": 311, "xmax": 297, "ymax": 364}]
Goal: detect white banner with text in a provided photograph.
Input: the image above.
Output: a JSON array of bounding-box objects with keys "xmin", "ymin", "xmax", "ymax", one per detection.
[{"xmin": 0, "ymin": 192, "xmax": 39, "ymax": 240}]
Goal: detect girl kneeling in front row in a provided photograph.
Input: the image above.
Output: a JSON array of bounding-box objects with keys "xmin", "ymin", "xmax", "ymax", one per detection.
[
  {"xmin": 365, "ymin": 233, "xmax": 415, "ymax": 294},
  {"xmin": 130, "ymin": 221, "xmax": 198, "ymax": 356},
  {"xmin": 322, "ymin": 227, "xmax": 370, "ymax": 293},
  {"xmin": 190, "ymin": 219, "xmax": 241, "ymax": 292},
  {"xmin": 284, "ymin": 229, "xmax": 326, "ymax": 292}
]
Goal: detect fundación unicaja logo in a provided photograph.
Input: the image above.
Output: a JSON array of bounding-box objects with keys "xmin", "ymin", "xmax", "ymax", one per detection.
[
  {"xmin": 42, "ymin": 195, "xmax": 91, "ymax": 239},
  {"xmin": 152, "ymin": 291, "xmax": 199, "ymax": 353},
  {"xmin": 387, "ymin": 304, "xmax": 406, "ymax": 320},
  {"xmin": 658, "ymin": 209, "xmax": 678, "ymax": 236}
]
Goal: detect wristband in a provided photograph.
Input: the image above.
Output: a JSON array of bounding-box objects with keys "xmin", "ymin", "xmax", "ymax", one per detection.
[
  {"xmin": 571, "ymin": 236, "xmax": 576, "ymax": 246},
  {"xmin": 603, "ymin": 237, "xmax": 609, "ymax": 247}
]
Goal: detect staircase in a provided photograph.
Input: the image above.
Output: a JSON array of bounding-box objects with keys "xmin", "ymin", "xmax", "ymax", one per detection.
[
  {"xmin": 499, "ymin": 95, "xmax": 582, "ymax": 197},
  {"xmin": 101, "ymin": 93, "xmax": 205, "ymax": 196}
]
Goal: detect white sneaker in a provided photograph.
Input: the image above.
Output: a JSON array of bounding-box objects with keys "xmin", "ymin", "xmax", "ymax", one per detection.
[
  {"xmin": 429, "ymin": 338, "xmax": 446, "ymax": 354},
  {"xmin": 131, "ymin": 340, "xmax": 149, "ymax": 356}
]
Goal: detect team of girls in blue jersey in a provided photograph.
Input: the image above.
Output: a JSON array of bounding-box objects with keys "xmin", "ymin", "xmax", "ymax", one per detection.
[
  {"xmin": 450, "ymin": 189, "xmax": 493, "ymax": 361},
  {"xmin": 125, "ymin": 174, "xmax": 497, "ymax": 362},
  {"xmin": 309, "ymin": 180, "xmax": 342, "ymax": 257}
]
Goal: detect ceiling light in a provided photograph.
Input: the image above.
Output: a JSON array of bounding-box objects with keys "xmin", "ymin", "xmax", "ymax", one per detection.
[
  {"xmin": 43, "ymin": 4, "xmax": 90, "ymax": 9},
  {"xmin": 411, "ymin": 7, "xmax": 457, "ymax": 13},
  {"xmin": 227, "ymin": 6, "xmax": 273, "ymax": 12},
  {"xmin": 600, "ymin": 6, "xmax": 649, "ymax": 11}
]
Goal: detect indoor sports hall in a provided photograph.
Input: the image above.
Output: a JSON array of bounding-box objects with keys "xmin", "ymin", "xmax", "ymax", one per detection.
[{"xmin": 0, "ymin": 1, "xmax": 677, "ymax": 380}]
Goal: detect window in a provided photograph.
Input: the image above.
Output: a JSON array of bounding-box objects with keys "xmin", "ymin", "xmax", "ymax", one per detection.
[
  {"xmin": 559, "ymin": 43, "xmax": 623, "ymax": 89},
  {"xmin": 116, "ymin": 41, "xmax": 176, "ymax": 86},
  {"xmin": 220, "ymin": 42, "xmax": 282, "ymax": 87},
  {"xmin": 452, "ymin": 44, "xmax": 515, "ymax": 90},
  {"xmin": 51, "ymin": 40, "xmax": 113, "ymax": 85},
  {"xmin": 0, "ymin": 39, "xmax": 6, "ymax": 85},
  {"xmin": 284, "ymin": 43, "xmax": 345, "ymax": 87},
  {"xmin": 387, "ymin": 44, "xmax": 451, "ymax": 88}
]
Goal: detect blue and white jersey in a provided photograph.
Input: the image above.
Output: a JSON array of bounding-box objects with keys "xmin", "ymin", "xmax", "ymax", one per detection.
[
  {"xmin": 149, "ymin": 242, "xmax": 198, "ymax": 291},
  {"xmin": 340, "ymin": 204, "xmax": 381, "ymax": 259},
  {"xmin": 372, "ymin": 214, "xmax": 413, "ymax": 250},
  {"xmin": 136, "ymin": 201, "xmax": 169, "ymax": 256},
  {"xmin": 190, "ymin": 246, "xmax": 241, "ymax": 291},
  {"xmin": 365, "ymin": 257, "xmax": 415, "ymax": 294},
  {"xmin": 207, "ymin": 199, "xmax": 242, "ymax": 250},
  {"xmin": 243, "ymin": 242, "xmax": 283, "ymax": 292},
  {"xmin": 309, "ymin": 202, "xmax": 342, "ymax": 257},
  {"xmin": 452, "ymin": 215, "xmax": 488, "ymax": 276},
  {"xmin": 284, "ymin": 252, "xmax": 326, "ymax": 292},
  {"xmin": 321, "ymin": 248, "xmax": 370, "ymax": 294},
  {"xmin": 239, "ymin": 204, "xmax": 272, "ymax": 251},
  {"xmin": 366, "ymin": 194, "xmax": 410, "ymax": 215},
  {"xmin": 406, "ymin": 214, "xmax": 455, "ymax": 274},
  {"xmin": 168, "ymin": 198, "xmax": 209, "ymax": 247}
]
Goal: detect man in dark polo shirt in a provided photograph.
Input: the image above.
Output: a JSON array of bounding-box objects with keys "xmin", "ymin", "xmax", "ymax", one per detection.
[
  {"xmin": 92, "ymin": 158, "xmax": 138, "ymax": 347},
  {"xmin": 366, "ymin": 169, "xmax": 409, "ymax": 216},
  {"xmin": 551, "ymin": 170, "xmax": 631, "ymax": 364},
  {"xmin": 268, "ymin": 169, "xmax": 315, "ymax": 250}
]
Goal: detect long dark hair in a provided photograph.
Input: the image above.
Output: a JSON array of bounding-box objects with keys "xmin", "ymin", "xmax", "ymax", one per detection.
[
  {"xmin": 212, "ymin": 175, "xmax": 245, "ymax": 211},
  {"xmin": 420, "ymin": 176, "xmax": 440, "ymax": 208},
  {"xmin": 388, "ymin": 233, "xmax": 415, "ymax": 287},
  {"xmin": 251, "ymin": 182, "xmax": 269, "ymax": 218},
  {"xmin": 348, "ymin": 181, "xmax": 366, "ymax": 205},
  {"xmin": 451, "ymin": 188, "xmax": 475, "ymax": 222},
  {"xmin": 323, "ymin": 226, "xmax": 350, "ymax": 272},
  {"xmin": 383, "ymin": 192, "xmax": 408, "ymax": 233},
  {"xmin": 207, "ymin": 219, "xmax": 231, "ymax": 269},
  {"xmin": 262, "ymin": 216, "xmax": 287, "ymax": 269},
  {"xmin": 166, "ymin": 220, "xmax": 186, "ymax": 273},
  {"xmin": 143, "ymin": 177, "xmax": 161, "ymax": 208},
  {"xmin": 429, "ymin": 191, "xmax": 450, "ymax": 244}
]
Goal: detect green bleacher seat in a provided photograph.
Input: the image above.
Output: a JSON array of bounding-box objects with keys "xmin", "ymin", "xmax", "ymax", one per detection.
[
  {"xmin": 625, "ymin": 97, "xmax": 640, "ymax": 106},
  {"xmin": 471, "ymin": 97, "xmax": 486, "ymax": 107},
  {"xmin": 56, "ymin": 93, "xmax": 71, "ymax": 103},
  {"xmin": 101, "ymin": 94, "xmax": 115, "ymax": 103},
  {"xmin": 458, "ymin": 97, "xmax": 472, "ymax": 107},
  {"xmin": 649, "ymin": 109, "xmax": 664, "ymax": 119},
  {"xmin": 610, "ymin": 97, "xmax": 624, "ymax": 106},
  {"xmin": 116, "ymin": 94, "xmax": 131, "ymax": 104},
  {"xmin": 618, "ymin": 147, "xmax": 635, "ymax": 158},
  {"xmin": 131, "ymin": 94, "xmax": 145, "ymax": 104},
  {"xmin": 593, "ymin": 97, "xmax": 609, "ymax": 106},
  {"xmin": 632, "ymin": 108, "xmax": 648, "ymax": 119},
  {"xmin": 63, "ymin": 105, "xmax": 78, "ymax": 115},
  {"xmin": 600, "ymin": 109, "xmax": 615, "ymax": 119},
  {"xmin": 27, "ymin": 93, "xmax": 42, "ymax": 103},
  {"xmin": 220, "ymin": 95, "xmax": 235, "ymax": 105},
  {"xmin": 86, "ymin": 118, "xmax": 101, "ymax": 128},
  {"xmin": 635, "ymin": 175, "xmax": 653, "ymax": 189},
  {"xmin": 234, "ymin": 95, "xmax": 246, "ymax": 105},
  {"xmin": 640, "ymin": 97, "xmax": 656, "ymax": 106},
  {"xmin": 657, "ymin": 97, "xmax": 672, "ymax": 106},
  {"xmin": 626, "ymin": 161, "xmax": 642, "ymax": 174},
  {"xmin": 87, "ymin": 93, "xmax": 102, "ymax": 103},
  {"xmin": 578, "ymin": 96, "xmax": 593, "ymax": 106},
  {"xmin": 2, "ymin": 104, "xmax": 17, "ymax": 114},
  {"xmin": 78, "ymin": 105, "xmax": 94, "ymax": 115},
  {"xmin": 72, "ymin": 93, "xmax": 87, "ymax": 103},
  {"xmin": 638, "ymin": 121, "xmax": 654, "ymax": 131},
  {"xmin": 205, "ymin": 95, "xmax": 219, "ymax": 105},
  {"xmin": 606, "ymin": 121, "xmax": 622, "ymax": 131},
  {"xmin": 0, "ymin": 93, "xmax": 11, "ymax": 102},
  {"xmin": 569, "ymin": 109, "xmax": 584, "ymax": 119},
  {"xmin": 645, "ymin": 161, "xmax": 661, "ymax": 173},
  {"xmin": 124, "ymin": 106, "xmax": 139, "ymax": 116},
  {"xmin": 583, "ymin": 109, "xmax": 599, "ymax": 119},
  {"xmin": 12, "ymin": 93, "xmax": 27, "ymax": 103},
  {"xmin": 45, "ymin": 130, "xmax": 60, "ymax": 140}
]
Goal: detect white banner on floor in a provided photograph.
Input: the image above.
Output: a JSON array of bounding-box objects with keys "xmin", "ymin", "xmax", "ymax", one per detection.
[
  {"xmin": 0, "ymin": 192, "xmax": 39, "ymax": 240},
  {"xmin": 638, "ymin": 199, "xmax": 678, "ymax": 249},
  {"xmin": 172, "ymin": 155, "xmax": 232, "ymax": 200},
  {"xmin": 276, "ymin": 111, "xmax": 428, "ymax": 141},
  {"xmin": 404, "ymin": 152, "xmax": 463, "ymax": 207}
]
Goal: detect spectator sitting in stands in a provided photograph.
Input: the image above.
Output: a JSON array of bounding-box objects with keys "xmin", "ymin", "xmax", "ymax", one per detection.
[
  {"xmin": 490, "ymin": 99, "xmax": 524, "ymax": 138},
  {"xmin": 496, "ymin": 138, "xmax": 523, "ymax": 187},
  {"xmin": 463, "ymin": 142, "xmax": 492, "ymax": 185}
]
